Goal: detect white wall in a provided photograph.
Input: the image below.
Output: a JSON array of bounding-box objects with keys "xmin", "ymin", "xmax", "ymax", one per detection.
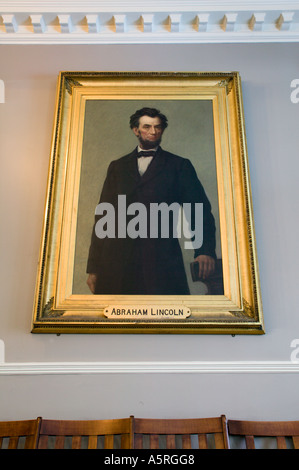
[{"xmin": 0, "ymin": 43, "xmax": 299, "ymax": 421}]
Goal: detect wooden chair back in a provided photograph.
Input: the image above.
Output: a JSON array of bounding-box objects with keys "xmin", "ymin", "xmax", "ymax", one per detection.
[
  {"xmin": 0, "ymin": 418, "xmax": 41, "ymax": 449},
  {"xmin": 228, "ymin": 419, "xmax": 299, "ymax": 449},
  {"xmin": 133, "ymin": 415, "xmax": 229, "ymax": 449},
  {"xmin": 37, "ymin": 417, "xmax": 133, "ymax": 449}
]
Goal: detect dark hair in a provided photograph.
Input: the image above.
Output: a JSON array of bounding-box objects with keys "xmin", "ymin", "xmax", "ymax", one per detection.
[{"xmin": 129, "ymin": 107, "xmax": 168, "ymax": 130}]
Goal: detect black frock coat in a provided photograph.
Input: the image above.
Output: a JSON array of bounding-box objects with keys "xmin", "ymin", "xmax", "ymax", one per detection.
[{"xmin": 86, "ymin": 146, "xmax": 216, "ymax": 295}]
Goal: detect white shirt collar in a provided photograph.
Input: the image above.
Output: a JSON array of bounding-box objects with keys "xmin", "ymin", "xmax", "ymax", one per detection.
[{"xmin": 137, "ymin": 146, "xmax": 158, "ymax": 153}]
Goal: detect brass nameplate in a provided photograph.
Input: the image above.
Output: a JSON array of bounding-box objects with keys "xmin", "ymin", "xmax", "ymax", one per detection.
[{"xmin": 104, "ymin": 306, "xmax": 191, "ymax": 320}]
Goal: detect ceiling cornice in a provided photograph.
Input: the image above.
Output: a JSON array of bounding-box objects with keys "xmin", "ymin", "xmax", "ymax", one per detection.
[{"xmin": 1, "ymin": 1, "xmax": 299, "ymax": 44}]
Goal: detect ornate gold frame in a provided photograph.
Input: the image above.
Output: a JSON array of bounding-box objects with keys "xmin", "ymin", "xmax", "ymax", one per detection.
[{"xmin": 31, "ymin": 71, "xmax": 264, "ymax": 334}]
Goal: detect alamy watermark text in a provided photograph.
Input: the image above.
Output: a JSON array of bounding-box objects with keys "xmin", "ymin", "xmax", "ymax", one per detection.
[{"xmin": 95, "ymin": 195, "xmax": 203, "ymax": 249}]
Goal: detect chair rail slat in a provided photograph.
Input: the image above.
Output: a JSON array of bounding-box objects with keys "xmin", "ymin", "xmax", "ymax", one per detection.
[
  {"xmin": 276, "ymin": 436, "xmax": 287, "ymax": 449},
  {"xmin": 198, "ymin": 434, "xmax": 208, "ymax": 449},
  {"xmin": 54, "ymin": 435, "xmax": 65, "ymax": 449},
  {"xmin": 88, "ymin": 435, "xmax": 98, "ymax": 449},
  {"xmin": 8, "ymin": 436, "xmax": 19, "ymax": 449},
  {"xmin": 182, "ymin": 434, "xmax": 191, "ymax": 449},
  {"xmin": 150, "ymin": 434, "xmax": 159, "ymax": 449},
  {"xmin": 166, "ymin": 434, "xmax": 176, "ymax": 449}
]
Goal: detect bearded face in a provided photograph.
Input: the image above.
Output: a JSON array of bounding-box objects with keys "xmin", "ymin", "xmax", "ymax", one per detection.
[{"xmin": 133, "ymin": 116, "xmax": 164, "ymax": 149}]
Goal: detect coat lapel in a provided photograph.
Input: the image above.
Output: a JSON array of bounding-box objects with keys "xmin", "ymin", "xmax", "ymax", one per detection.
[
  {"xmin": 123, "ymin": 147, "xmax": 141, "ymax": 183},
  {"xmin": 138, "ymin": 146, "xmax": 167, "ymax": 186},
  {"xmin": 122, "ymin": 146, "xmax": 167, "ymax": 189}
]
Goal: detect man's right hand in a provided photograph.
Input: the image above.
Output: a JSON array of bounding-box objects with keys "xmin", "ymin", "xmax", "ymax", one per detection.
[{"xmin": 87, "ymin": 273, "xmax": 97, "ymax": 294}]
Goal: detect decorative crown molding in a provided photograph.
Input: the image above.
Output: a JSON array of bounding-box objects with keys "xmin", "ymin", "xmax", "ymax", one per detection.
[{"xmin": 0, "ymin": 1, "xmax": 299, "ymax": 44}]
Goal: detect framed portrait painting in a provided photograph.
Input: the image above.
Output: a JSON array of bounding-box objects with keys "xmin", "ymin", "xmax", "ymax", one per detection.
[{"xmin": 31, "ymin": 71, "xmax": 264, "ymax": 334}]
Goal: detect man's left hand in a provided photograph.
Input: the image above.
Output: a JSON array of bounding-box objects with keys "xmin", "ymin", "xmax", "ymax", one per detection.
[{"xmin": 194, "ymin": 255, "xmax": 215, "ymax": 280}]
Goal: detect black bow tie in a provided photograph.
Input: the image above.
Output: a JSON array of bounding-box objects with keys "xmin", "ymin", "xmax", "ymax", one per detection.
[{"xmin": 137, "ymin": 150, "xmax": 156, "ymax": 158}]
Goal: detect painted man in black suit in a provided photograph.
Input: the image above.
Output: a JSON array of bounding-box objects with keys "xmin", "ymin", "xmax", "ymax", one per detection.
[{"xmin": 86, "ymin": 107, "xmax": 216, "ymax": 295}]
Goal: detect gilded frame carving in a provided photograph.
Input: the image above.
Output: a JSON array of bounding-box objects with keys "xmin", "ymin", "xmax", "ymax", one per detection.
[{"xmin": 31, "ymin": 71, "xmax": 264, "ymax": 334}]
